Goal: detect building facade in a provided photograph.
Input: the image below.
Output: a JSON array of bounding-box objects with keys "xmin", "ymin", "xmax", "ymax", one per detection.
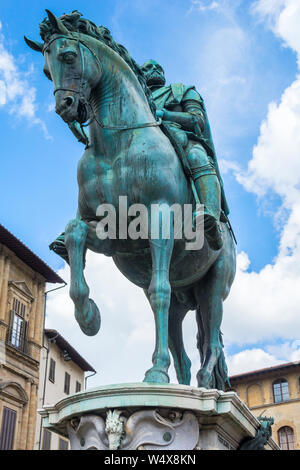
[
  {"xmin": 229, "ymin": 361, "xmax": 300, "ymax": 450},
  {"xmin": 0, "ymin": 224, "xmax": 64, "ymax": 450},
  {"xmin": 35, "ymin": 329, "xmax": 96, "ymax": 450}
]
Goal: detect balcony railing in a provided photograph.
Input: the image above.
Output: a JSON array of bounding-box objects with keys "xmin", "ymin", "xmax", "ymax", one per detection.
[{"xmin": 6, "ymin": 326, "xmax": 31, "ymax": 356}]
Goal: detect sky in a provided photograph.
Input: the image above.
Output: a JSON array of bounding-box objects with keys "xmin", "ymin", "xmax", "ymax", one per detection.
[{"xmin": 0, "ymin": 0, "xmax": 300, "ymax": 388}]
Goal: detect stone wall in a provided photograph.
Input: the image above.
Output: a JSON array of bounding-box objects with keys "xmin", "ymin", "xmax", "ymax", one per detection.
[{"xmin": 0, "ymin": 243, "xmax": 46, "ymax": 449}]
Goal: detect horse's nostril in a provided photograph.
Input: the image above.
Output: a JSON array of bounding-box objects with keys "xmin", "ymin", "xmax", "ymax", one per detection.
[{"xmin": 64, "ymin": 96, "xmax": 74, "ymax": 107}]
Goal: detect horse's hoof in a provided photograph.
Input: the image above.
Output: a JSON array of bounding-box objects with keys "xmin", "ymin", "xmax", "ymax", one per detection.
[
  {"xmin": 75, "ymin": 298, "xmax": 101, "ymax": 336},
  {"xmin": 143, "ymin": 367, "xmax": 170, "ymax": 384},
  {"xmin": 196, "ymin": 369, "xmax": 212, "ymax": 389}
]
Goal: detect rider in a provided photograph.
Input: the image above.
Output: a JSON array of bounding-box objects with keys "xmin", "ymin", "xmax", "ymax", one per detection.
[{"xmin": 141, "ymin": 60, "xmax": 229, "ymax": 251}]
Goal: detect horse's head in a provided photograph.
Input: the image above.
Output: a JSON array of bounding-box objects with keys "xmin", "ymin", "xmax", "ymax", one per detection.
[{"xmin": 25, "ymin": 10, "xmax": 101, "ymax": 124}]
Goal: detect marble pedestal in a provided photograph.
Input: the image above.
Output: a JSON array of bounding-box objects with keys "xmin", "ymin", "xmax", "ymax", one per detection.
[{"xmin": 39, "ymin": 383, "xmax": 279, "ymax": 450}]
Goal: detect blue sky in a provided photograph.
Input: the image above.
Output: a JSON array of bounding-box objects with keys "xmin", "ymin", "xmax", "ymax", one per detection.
[{"xmin": 1, "ymin": 0, "xmax": 300, "ymax": 386}]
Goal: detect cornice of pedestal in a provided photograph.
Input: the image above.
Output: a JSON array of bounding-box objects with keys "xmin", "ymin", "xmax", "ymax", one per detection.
[{"xmin": 39, "ymin": 384, "xmax": 254, "ymax": 431}]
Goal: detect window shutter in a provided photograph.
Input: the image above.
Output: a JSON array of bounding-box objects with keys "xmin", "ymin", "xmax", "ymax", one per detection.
[
  {"xmin": 42, "ymin": 428, "xmax": 52, "ymax": 450},
  {"xmin": 22, "ymin": 320, "xmax": 28, "ymax": 354},
  {"xmin": 0, "ymin": 407, "xmax": 17, "ymax": 450},
  {"xmin": 59, "ymin": 438, "xmax": 68, "ymax": 450},
  {"xmin": 64, "ymin": 372, "xmax": 70, "ymax": 394},
  {"xmin": 49, "ymin": 358, "xmax": 56, "ymax": 383},
  {"xmin": 7, "ymin": 310, "xmax": 14, "ymax": 344}
]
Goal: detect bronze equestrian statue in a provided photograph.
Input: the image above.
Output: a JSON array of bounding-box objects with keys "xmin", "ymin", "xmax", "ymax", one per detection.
[{"xmin": 25, "ymin": 10, "xmax": 236, "ymax": 390}]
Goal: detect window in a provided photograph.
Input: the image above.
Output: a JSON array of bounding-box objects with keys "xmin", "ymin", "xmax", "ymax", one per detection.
[
  {"xmin": 0, "ymin": 407, "xmax": 17, "ymax": 450},
  {"xmin": 75, "ymin": 381, "xmax": 81, "ymax": 393},
  {"xmin": 7, "ymin": 297, "xmax": 28, "ymax": 353},
  {"xmin": 64, "ymin": 372, "xmax": 70, "ymax": 394},
  {"xmin": 278, "ymin": 426, "xmax": 294, "ymax": 450},
  {"xmin": 42, "ymin": 429, "xmax": 52, "ymax": 450},
  {"xmin": 273, "ymin": 379, "xmax": 289, "ymax": 403},
  {"xmin": 49, "ymin": 358, "xmax": 56, "ymax": 383},
  {"xmin": 59, "ymin": 438, "xmax": 68, "ymax": 450}
]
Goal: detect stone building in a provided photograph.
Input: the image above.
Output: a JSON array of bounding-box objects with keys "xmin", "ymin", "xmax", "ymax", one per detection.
[
  {"xmin": 229, "ymin": 360, "xmax": 300, "ymax": 450},
  {"xmin": 35, "ymin": 329, "xmax": 96, "ymax": 450},
  {"xmin": 0, "ymin": 224, "xmax": 64, "ymax": 450}
]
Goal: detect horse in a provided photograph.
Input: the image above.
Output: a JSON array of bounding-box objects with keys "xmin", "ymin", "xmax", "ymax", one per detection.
[{"xmin": 25, "ymin": 10, "xmax": 236, "ymax": 390}]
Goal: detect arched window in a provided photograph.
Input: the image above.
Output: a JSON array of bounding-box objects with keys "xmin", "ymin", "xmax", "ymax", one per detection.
[
  {"xmin": 278, "ymin": 426, "xmax": 294, "ymax": 450},
  {"xmin": 273, "ymin": 378, "xmax": 289, "ymax": 403}
]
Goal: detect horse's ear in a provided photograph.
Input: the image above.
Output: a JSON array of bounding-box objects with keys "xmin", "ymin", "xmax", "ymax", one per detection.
[
  {"xmin": 24, "ymin": 36, "xmax": 43, "ymax": 53},
  {"xmin": 45, "ymin": 9, "xmax": 69, "ymax": 35}
]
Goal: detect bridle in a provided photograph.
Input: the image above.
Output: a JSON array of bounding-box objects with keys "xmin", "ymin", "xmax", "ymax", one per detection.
[{"xmin": 44, "ymin": 34, "xmax": 161, "ymax": 143}]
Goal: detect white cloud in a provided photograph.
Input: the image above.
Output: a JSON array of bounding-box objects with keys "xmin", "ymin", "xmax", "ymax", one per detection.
[
  {"xmin": 227, "ymin": 348, "xmax": 282, "ymax": 376},
  {"xmin": 223, "ymin": 248, "xmax": 300, "ymax": 344},
  {"xmin": 0, "ymin": 23, "xmax": 50, "ymax": 138},
  {"xmin": 47, "ymin": 101, "xmax": 55, "ymax": 112},
  {"xmin": 188, "ymin": 0, "xmax": 220, "ymax": 14},
  {"xmin": 227, "ymin": 340, "xmax": 300, "ymax": 376},
  {"xmin": 252, "ymin": 0, "xmax": 286, "ymax": 24},
  {"xmin": 252, "ymin": 0, "xmax": 300, "ymax": 62},
  {"xmin": 237, "ymin": 80, "xmax": 300, "ymax": 200},
  {"xmin": 219, "ymin": 158, "xmax": 241, "ymax": 175},
  {"xmin": 265, "ymin": 340, "xmax": 300, "ymax": 362}
]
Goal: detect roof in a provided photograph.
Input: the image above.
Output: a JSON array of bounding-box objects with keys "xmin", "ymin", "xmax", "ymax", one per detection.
[
  {"xmin": 45, "ymin": 329, "xmax": 96, "ymax": 373},
  {"xmin": 229, "ymin": 360, "xmax": 300, "ymax": 382},
  {"xmin": 0, "ymin": 224, "xmax": 64, "ymax": 284}
]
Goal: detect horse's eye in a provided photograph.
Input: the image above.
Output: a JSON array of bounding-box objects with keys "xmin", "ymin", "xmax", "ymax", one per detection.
[{"xmin": 63, "ymin": 52, "xmax": 76, "ymax": 64}]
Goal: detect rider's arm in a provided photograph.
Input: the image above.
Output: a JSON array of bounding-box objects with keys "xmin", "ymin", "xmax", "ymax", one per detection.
[
  {"xmin": 182, "ymin": 98, "xmax": 205, "ymax": 133},
  {"xmin": 160, "ymin": 89, "xmax": 205, "ymax": 133}
]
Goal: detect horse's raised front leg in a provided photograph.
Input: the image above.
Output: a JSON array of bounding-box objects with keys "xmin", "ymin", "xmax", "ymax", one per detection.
[
  {"xmin": 64, "ymin": 218, "xmax": 101, "ymax": 336},
  {"xmin": 144, "ymin": 205, "xmax": 174, "ymax": 384}
]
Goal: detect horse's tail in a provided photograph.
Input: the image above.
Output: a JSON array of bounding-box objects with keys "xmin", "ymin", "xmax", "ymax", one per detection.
[
  {"xmin": 214, "ymin": 332, "xmax": 231, "ymax": 390},
  {"xmin": 196, "ymin": 306, "xmax": 205, "ymax": 365},
  {"xmin": 196, "ymin": 306, "xmax": 230, "ymax": 390}
]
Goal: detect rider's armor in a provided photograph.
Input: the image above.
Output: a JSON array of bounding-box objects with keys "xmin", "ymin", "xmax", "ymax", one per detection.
[{"xmin": 150, "ymin": 82, "xmax": 229, "ymax": 250}]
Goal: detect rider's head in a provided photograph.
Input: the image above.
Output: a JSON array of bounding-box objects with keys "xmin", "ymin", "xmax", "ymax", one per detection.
[{"xmin": 142, "ymin": 60, "xmax": 166, "ymax": 88}]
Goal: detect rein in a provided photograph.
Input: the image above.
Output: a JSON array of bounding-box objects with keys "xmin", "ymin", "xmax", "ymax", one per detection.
[{"xmin": 45, "ymin": 34, "xmax": 161, "ymax": 138}]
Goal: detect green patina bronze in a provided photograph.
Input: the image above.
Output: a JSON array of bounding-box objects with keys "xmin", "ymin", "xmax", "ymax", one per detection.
[
  {"xmin": 25, "ymin": 10, "xmax": 236, "ymax": 390},
  {"xmin": 238, "ymin": 417, "xmax": 275, "ymax": 450}
]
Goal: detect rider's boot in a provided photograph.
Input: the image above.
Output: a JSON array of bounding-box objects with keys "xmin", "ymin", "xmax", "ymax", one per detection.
[{"xmin": 193, "ymin": 174, "xmax": 223, "ymax": 251}]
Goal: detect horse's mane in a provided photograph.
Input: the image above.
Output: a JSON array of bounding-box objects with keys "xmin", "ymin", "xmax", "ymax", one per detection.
[{"xmin": 39, "ymin": 10, "xmax": 157, "ymax": 118}]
